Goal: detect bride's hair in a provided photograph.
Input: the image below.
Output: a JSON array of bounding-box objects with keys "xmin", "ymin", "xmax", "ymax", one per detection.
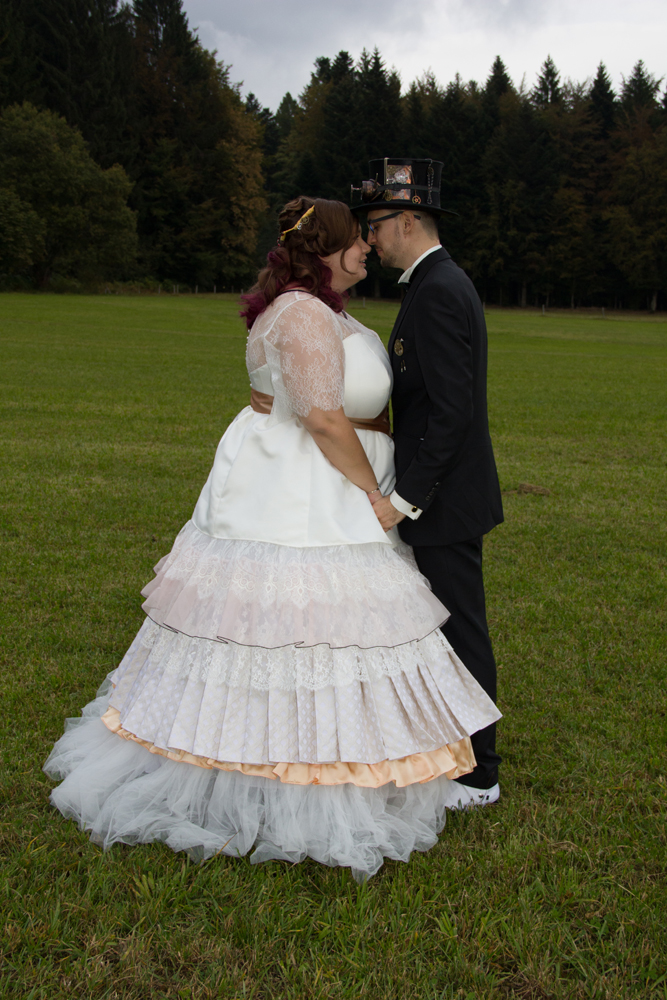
[{"xmin": 240, "ymin": 196, "xmax": 359, "ymax": 329}]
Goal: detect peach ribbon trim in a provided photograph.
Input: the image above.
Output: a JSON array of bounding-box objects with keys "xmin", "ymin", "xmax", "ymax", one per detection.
[{"xmin": 101, "ymin": 706, "xmax": 475, "ymax": 788}]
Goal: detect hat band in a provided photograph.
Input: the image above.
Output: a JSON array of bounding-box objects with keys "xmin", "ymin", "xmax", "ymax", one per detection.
[{"xmin": 354, "ymin": 182, "xmax": 435, "ymax": 205}]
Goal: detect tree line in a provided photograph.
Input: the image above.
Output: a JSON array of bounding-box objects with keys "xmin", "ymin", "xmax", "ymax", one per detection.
[
  {"xmin": 1, "ymin": 0, "xmax": 666, "ymax": 309},
  {"xmin": 0, "ymin": 0, "xmax": 264, "ymax": 288}
]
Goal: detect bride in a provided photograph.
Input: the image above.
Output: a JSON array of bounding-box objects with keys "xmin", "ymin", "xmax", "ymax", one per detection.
[{"xmin": 44, "ymin": 196, "xmax": 500, "ymax": 881}]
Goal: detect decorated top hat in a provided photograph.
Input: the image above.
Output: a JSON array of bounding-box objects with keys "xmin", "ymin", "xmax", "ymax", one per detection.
[{"xmin": 350, "ymin": 157, "xmax": 456, "ymax": 216}]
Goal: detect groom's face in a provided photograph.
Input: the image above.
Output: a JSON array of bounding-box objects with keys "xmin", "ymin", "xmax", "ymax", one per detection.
[{"xmin": 366, "ymin": 211, "xmax": 403, "ymax": 269}]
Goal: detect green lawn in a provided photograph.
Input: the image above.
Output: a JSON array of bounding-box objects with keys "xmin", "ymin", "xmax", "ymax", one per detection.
[{"xmin": 1, "ymin": 293, "xmax": 666, "ymax": 999}]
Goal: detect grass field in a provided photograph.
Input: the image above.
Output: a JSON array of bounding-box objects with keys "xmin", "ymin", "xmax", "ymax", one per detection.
[{"xmin": 1, "ymin": 292, "xmax": 666, "ymax": 999}]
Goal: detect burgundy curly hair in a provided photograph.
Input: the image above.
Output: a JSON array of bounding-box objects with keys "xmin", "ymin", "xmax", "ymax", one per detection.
[{"xmin": 240, "ymin": 196, "xmax": 360, "ymax": 329}]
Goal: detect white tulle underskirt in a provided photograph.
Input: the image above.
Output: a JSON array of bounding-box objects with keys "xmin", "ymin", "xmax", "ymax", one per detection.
[{"xmin": 44, "ymin": 682, "xmax": 472, "ymax": 880}]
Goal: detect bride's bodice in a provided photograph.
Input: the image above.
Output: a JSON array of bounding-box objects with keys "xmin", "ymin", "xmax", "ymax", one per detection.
[
  {"xmin": 192, "ymin": 291, "xmax": 396, "ymax": 548},
  {"xmin": 246, "ymin": 292, "xmax": 392, "ymax": 421}
]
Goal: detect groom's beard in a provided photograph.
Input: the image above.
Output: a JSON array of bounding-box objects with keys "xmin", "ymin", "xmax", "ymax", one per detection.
[{"xmin": 375, "ymin": 245, "xmax": 401, "ymax": 269}]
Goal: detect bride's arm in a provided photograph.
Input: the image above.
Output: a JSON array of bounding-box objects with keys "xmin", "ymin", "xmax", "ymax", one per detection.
[
  {"xmin": 276, "ymin": 299, "xmax": 379, "ymax": 495},
  {"xmin": 301, "ymin": 406, "xmax": 378, "ymax": 493}
]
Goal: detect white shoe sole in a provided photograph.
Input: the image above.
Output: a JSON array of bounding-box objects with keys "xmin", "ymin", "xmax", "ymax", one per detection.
[{"xmin": 447, "ymin": 782, "xmax": 500, "ymax": 810}]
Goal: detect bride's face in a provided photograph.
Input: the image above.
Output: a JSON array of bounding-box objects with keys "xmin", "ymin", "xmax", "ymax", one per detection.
[{"xmin": 320, "ymin": 232, "xmax": 370, "ymax": 293}]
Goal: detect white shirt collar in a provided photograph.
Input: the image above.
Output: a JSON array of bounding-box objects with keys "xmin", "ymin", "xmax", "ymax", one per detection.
[{"xmin": 397, "ymin": 244, "xmax": 442, "ymax": 284}]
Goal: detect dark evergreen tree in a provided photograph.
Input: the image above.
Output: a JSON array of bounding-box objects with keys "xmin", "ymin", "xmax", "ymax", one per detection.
[
  {"xmin": 128, "ymin": 0, "xmax": 265, "ymax": 284},
  {"xmin": 589, "ymin": 63, "xmax": 616, "ymax": 137},
  {"xmin": 532, "ymin": 56, "xmax": 562, "ymax": 107},
  {"xmin": 401, "ymin": 80, "xmax": 430, "ymax": 159},
  {"xmin": 357, "ymin": 48, "xmax": 402, "ymax": 158},
  {"xmin": 246, "ymin": 91, "xmax": 301, "ymax": 265},
  {"xmin": 606, "ymin": 128, "xmax": 667, "ymax": 311},
  {"xmin": 621, "ymin": 60, "xmax": 661, "ymax": 111},
  {"xmin": 0, "ymin": 1, "xmax": 134, "ymax": 168},
  {"xmin": 484, "ymin": 57, "xmax": 512, "ymax": 103},
  {"xmin": 425, "ymin": 76, "xmax": 485, "ymax": 272},
  {"xmin": 478, "ymin": 90, "xmax": 560, "ymax": 304},
  {"xmin": 480, "ymin": 56, "xmax": 512, "ymax": 139}
]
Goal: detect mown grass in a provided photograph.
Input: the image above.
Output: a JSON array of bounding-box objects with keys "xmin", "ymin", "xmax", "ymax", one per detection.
[{"xmin": 0, "ymin": 292, "xmax": 666, "ymax": 999}]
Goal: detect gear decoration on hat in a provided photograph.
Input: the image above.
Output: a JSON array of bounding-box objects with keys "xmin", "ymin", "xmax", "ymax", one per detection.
[{"xmin": 350, "ymin": 158, "xmax": 458, "ymax": 217}]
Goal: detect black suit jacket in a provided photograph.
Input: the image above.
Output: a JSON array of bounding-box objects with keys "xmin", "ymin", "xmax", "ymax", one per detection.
[{"xmin": 388, "ymin": 246, "xmax": 503, "ymax": 546}]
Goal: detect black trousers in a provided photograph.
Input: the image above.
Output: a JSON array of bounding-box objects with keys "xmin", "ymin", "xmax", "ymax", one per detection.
[{"xmin": 413, "ymin": 537, "xmax": 501, "ymax": 789}]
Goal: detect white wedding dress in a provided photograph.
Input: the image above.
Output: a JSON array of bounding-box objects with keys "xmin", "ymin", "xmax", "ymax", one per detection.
[{"xmin": 45, "ymin": 291, "xmax": 501, "ymax": 880}]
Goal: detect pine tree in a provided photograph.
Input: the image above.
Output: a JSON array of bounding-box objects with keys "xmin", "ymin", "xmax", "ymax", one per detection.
[
  {"xmin": 401, "ymin": 77, "xmax": 433, "ymax": 159},
  {"xmin": 478, "ymin": 91, "xmax": 560, "ymax": 304},
  {"xmin": 357, "ymin": 48, "xmax": 402, "ymax": 158},
  {"xmin": 480, "ymin": 56, "xmax": 512, "ymax": 138},
  {"xmin": 425, "ymin": 76, "xmax": 485, "ymax": 270},
  {"xmin": 0, "ymin": 1, "xmax": 134, "ymax": 168},
  {"xmin": 129, "ymin": 0, "xmax": 265, "ymax": 284},
  {"xmin": 532, "ymin": 56, "xmax": 562, "ymax": 107},
  {"xmin": 606, "ymin": 128, "xmax": 667, "ymax": 310},
  {"xmin": 589, "ymin": 63, "xmax": 616, "ymax": 137},
  {"xmin": 485, "ymin": 57, "xmax": 512, "ymax": 102},
  {"xmin": 621, "ymin": 60, "xmax": 661, "ymax": 111}
]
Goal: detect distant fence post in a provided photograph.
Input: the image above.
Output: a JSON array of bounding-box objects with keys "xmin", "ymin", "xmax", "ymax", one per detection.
[{"xmin": 542, "ymin": 304, "xmax": 545, "ymax": 316}]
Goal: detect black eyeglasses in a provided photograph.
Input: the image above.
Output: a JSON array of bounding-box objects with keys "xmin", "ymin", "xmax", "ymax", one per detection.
[{"xmin": 367, "ymin": 211, "xmax": 420, "ymax": 235}]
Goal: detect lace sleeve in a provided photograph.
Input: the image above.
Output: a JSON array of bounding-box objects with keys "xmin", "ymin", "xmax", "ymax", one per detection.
[{"xmin": 272, "ymin": 299, "xmax": 345, "ymax": 417}]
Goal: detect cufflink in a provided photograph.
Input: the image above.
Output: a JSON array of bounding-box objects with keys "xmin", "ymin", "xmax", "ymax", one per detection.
[{"xmin": 411, "ymin": 506, "xmax": 418, "ymax": 513}]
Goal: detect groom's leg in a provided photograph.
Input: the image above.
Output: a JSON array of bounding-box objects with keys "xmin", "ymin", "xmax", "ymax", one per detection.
[{"xmin": 412, "ymin": 537, "xmax": 501, "ymax": 790}]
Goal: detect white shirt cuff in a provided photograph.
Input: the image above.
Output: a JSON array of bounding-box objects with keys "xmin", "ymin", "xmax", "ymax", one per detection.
[{"xmin": 390, "ymin": 490, "xmax": 423, "ymax": 520}]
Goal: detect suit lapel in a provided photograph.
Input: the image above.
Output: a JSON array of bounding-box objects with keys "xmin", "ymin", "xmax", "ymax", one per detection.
[
  {"xmin": 387, "ymin": 248, "xmax": 451, "ymax": 356},
  {"xmin": 387, "ymin": 286, "xmax": 414, "ymax": 357}
]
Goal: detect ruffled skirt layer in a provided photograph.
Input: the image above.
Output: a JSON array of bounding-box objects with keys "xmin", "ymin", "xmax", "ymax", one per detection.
[
  {"xmin": 45, "ymin": 524, "xmax": 501, "ymax": 878},
  {"xmin": 101, "ymin": 619, "xmax": 496, "ymax": 776},
  {"xmin": 45, "ymin": 681, "xmax": 478, "ymax": 881},
  {"xmin": 141, "ymin": 522, "xmax": 448, "ymax": 648}
]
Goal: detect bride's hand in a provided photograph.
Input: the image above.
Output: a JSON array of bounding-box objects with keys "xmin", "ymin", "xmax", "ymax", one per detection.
[{"xmin": 371, "ymin": 495, "xmax": 406, "ymax": 531}]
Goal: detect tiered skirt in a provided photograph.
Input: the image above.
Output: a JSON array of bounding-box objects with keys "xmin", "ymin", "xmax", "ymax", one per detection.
[{"xmin": 45, "ymin": 521, "xmax": 501, "ymax": 880}]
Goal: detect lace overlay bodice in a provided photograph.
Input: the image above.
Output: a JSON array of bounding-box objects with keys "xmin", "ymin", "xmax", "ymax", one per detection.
[
  {"xmin": 192, "ymin": 291, "xmax": 394, "ymax": 546},
  {"xmin": 246, "ymin": 292, "xmax": 389, "ymax": 422}
]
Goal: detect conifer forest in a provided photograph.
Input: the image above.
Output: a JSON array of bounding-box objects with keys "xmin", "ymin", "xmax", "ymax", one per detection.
[{"xmin": 1, "ymin": 0, "xmax": 666, "ymax": 309}]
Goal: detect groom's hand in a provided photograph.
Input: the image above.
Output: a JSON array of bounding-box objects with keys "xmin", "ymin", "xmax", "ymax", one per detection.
[{"xmin": 372, "ymin": 495, "xmax": 406, "ymax": 531}]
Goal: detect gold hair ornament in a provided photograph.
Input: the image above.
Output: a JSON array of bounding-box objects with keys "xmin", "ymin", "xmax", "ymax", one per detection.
[{"xmin": 279, "ymin": 205, "xmax": 315, "ymax": 243}]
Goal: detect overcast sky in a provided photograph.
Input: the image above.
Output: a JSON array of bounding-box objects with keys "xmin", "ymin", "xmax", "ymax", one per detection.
[{"xmin": 181, "ymin": 0, "xmax": 666, "ymax": 110}]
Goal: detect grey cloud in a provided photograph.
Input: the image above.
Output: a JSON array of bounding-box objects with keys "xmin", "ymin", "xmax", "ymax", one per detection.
[
  {"xmin": 184, "ymin": 0, "xmax": 415, "ymax": 49},
  {"xmin": 181, "ymin": 0, "xmax": 667, "ymax": 109},
  {"xmin": 448, "ymin": 0, "xmax": 553, "ymax": 31}
]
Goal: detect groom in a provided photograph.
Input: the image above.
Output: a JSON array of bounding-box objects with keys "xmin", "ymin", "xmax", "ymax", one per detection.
[{"xmin": 352, "ymin": 158, "xmax": 504, "ymax": 805}]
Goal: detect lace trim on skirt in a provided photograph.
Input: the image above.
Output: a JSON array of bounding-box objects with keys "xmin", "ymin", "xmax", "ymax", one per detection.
[{"xmin": 140, "ymin": 521, "xmax": 448, "ymax": 649}]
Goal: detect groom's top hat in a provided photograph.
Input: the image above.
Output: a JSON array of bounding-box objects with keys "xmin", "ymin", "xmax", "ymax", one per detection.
[{"xmin": 350, "ymin": 158, "xmax": 456, "ymax": 216}]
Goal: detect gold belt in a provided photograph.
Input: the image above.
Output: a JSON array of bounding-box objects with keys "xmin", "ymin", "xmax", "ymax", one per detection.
[{"xmin": 250, "ymin": 390, "xmax": 391, "ymax": 437}]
